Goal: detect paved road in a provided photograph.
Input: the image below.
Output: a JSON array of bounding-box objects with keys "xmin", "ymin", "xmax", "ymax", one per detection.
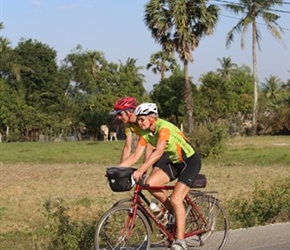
[
  {"xmin": 223, "ymin": 222, "xmax": 290, "ymax": 250},
  {"xmin": 151, "ymin": 222, "xmax": 290, "ymax": 250}
]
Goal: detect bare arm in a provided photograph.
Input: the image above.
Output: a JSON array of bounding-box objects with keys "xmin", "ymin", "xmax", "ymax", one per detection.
[
  {"xmin": 133, "ymin": 139, "xmax": 167, "ymax": 181},
  {"xmin": 144, "ymin": 144, "xmax": 154, "ymax": 162},
  {"xmin": 120, "ymin": 135, "xmax": 133, "ymax": 163},
  {"xmin": 119, "ymin": 143, "xmax": 146, "ymax": 167}
]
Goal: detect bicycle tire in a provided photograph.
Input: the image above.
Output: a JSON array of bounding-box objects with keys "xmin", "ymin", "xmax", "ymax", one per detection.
[
  {"xmin": 184, "ymin": 195, "xmax": 229, "ymax": 250},
  {"xmin": 111, "ymin": 197, "xmax": 168, "ymax": 247},
  {"xmin": 111, "ymin": 197, "xmax": 132, "ymax": 207},
  {"xmin": 94, "ymin": 205, "xmax": 151, "ymax": 250}
]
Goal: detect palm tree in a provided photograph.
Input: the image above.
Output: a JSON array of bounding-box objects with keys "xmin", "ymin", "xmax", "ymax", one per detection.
[
  {"xmin": 262, "ymin": 75, "xmax": 282, "ymax": 101},
  {"xmin": 147, "ymin": 51, "xmax": 177, "ymax": 80},
  {"xmin": 119, "ymin": 57, "xmax": 145, "ymax": 83},
  {"xmin": 118, "ymin": 57, "xmax": 146, "ymax": 98},
  {"xmin": 225, "ymin": 0, "xmax": 284, "ymax": 134},
  {"xmin": 0, "ymin": 22, "xmax": 33, "ymax": 82},
  {"xmin": 0, "ymin": 22, "xmax": 21, "ymax": 81},
  {"xmin": 144, "ymin": 0, "xmax": 220, "ymax": 133},
  {"xmin": 216, "ymin": 57, "xmax": 237, "ymax": 81}
]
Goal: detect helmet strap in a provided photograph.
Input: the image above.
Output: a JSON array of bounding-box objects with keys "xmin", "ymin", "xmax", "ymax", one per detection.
[
  {"xmin": 125, "ymin": 110, "xmax": 134, "ymax": 122},
  {"xmin": 148, "ymin": 116, "xmax": 156, "ymax": 129}
]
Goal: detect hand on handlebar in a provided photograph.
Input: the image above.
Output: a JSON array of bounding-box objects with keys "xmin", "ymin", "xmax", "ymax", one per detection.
[{"xmin": 133, "ymin": 169, "xmax": 145, "ymax": 182}]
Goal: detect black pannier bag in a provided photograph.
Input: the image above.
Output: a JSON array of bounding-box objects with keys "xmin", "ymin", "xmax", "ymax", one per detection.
[
  {"xmin": 191, "ymin": 174, "xmax": 207, "ymax": 188},
  {"xmin": 106, "ymin": 167, "xmax": 136, "ymax": 192}
]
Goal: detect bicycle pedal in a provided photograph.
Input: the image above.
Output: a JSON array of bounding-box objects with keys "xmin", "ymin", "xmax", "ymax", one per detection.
[{"xmin": 167, "ymin": 213, "xmax": 175, "ymax": 225}]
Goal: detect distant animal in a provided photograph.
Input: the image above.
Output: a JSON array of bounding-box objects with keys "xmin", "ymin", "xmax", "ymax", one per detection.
[
  {"xmin": 109, "ymin": 131, "xmax": 118, "ymax": 141},
  {"xmin": 100, "ymin": 125, "xmax": 109, "ymax": 141}
]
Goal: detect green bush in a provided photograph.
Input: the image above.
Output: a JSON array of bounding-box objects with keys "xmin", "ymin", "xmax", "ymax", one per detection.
[
  {"xmin": 43, "ymin": 198, "xmax": 96, "ymax": 250},
  {"xmin": 228, "ymin": 177, "xmax": 290, "ymax": 229},
  {"xmin": 188, "ymin": 123, "xmax": 228, "ymax": 158}
]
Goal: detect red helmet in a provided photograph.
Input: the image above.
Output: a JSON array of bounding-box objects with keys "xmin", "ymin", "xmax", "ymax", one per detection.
[{"xmin": 113, "ymin": 97, "xmax": 137, "ymax": 114}]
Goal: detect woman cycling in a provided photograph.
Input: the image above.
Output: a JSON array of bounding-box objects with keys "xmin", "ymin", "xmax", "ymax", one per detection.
[{"xmin": 119, "ymin": 103, "xmax": 201, "ymax": 250}]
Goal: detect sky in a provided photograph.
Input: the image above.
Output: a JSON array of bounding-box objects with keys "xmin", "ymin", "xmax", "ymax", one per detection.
[{"xmin": 1, "ymin": 0, "xmax": 290, "ymax": 92}]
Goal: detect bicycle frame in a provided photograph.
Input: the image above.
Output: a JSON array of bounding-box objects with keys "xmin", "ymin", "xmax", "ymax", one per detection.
[{"xmin": 123, "ymin": 182, "xmax": 211, "ymax": 244}]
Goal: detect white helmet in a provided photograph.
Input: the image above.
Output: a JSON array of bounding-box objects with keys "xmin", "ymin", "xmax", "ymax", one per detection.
[{"xmin": 135, "ymin": 103, "xmax": 158, "ymax": 116}]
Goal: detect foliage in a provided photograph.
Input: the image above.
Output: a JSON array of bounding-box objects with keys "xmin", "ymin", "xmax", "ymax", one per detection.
[
  {"xmin": 198, "ymin": 72, "xmax": 234, "ymax": 122},
  {"xmin": 259, "ymin": 75, "xmax": 290, "ymax": 135},
  {"xmin": 1, "ymin": 14, "xmax": 289, "ymax": 140},
  {"xmin": 0, "ymin": 40, "xmax": 147, "ymax": 141},
  {"xmin": 225, "ymin": 0, "xmax": 284, "ymax": 133},
  {"xmin": 193, "ymin": 66, "xmax": 254, "ymax": 124},
  {"xmin": 144, "ymin": 0, "xmax": 220, "ymax": 133},
  {"xmin": 228, "ymin": 177, "xmax": 290, "ymax": 229},
  {"xmin": 43, "ymin": 198, "xmax": 95, "ymax": 250},
  {"xmin": 150, "ymin": 68, "xmax": 189, "ymax": 125},
  {"xmin": 216, "ymin": 57, "xmax": 238, "ymax": 81},
  {"xmin": 229, "ymin": 65, "xmax": 254, "ymax": 114},
  {"xmin": 187, "ymin": 123, "xmax": 228, "ymax": 158},
  {"xmin": 146, "ymin": 50, "xmax": 177, "ymax": 80}
]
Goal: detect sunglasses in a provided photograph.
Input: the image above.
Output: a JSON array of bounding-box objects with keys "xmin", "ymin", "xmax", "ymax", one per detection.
[
  {"xmin": 136, "ymin": 117, "xmax": 148, "ymax": 123},
  {"xmin": 116, "ymin": 111, "xmax": 124, "ymax": 117}
]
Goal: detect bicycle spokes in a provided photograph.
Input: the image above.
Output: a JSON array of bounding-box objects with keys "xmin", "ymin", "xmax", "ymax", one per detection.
[
  {"xmin": 95, "ymin": 205, "xmax": 151, "ymax": 250},
  {"xmin": 185, "ymin": 195, "xmax": 229, "ymax": 250}
]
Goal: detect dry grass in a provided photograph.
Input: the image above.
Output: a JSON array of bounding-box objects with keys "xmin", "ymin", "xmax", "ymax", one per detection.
[
  {"xmin": 0, "ymin": 136, "xmax": 289, "ymax": 237},
  {"xmin": 1, "ymin": 163, "xmax": 289, "ymax": 235},
  {"xmin": 0, "ymin": 163, "xmax": 125, "ymax": 234}
]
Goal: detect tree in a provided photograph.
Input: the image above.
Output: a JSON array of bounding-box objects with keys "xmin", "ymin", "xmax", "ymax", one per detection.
[
  {"xmin": 0, "ymin": 22, "xmax": 32, "ymax": 82},
  {"xmin": 262, "ymin": 75, "xmax": 283, "ymax": 101},
  {"xmin": 259, "ymin": 74, "xmax": 290, "ymax": 135},
  {"xmin": 216, "ymin": 57, "xmax": 237, "ymax": 81},
  {"xmin": 13, "ymin": 38, "xmax": 68, "ymax": 140},
  {"xmin": 199, "ymin": 72, "xmax": 235, "ymax": 122},
  {"xmin": 225, "ymin": 0, "xmax": 284, "ymax": 134},
  {"xmin": 118, "ymin": 57, "xmax": 146, "ymax": 99},
  {"xmin": 63, "ymin": 49, "xmax": 147, "ymax": 139},
  {"xmin": 150, "ymin": 67, "xmax": 186, "ymax": 125},
  {"xmin": 144, "ymin": 0, "xmax": 220, "ymax": 133},
  {"xmin": 63, "ymin": 45, "xmax": 108, "ymax": 93},
  {"xmin": 229, "ymin": 65, "xmax": 254, "ymax": 116},
  {"xmin": 146, "ymin": 50, "xmax": 177, "ymax": 80}
]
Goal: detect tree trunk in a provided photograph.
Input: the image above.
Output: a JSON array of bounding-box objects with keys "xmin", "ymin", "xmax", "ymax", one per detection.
[
  {"xmin": 161, "ymin": 64, "xmax": 165, "ymax": 80},
  {"xmin": 252, "ymin": 20, "xmax": 259, "ymax": 136},
  {"xmin": 6, "ymin": 126, "xmax": 9, "ymax": 137},
  {"xmin": 183, "ymin": 60, "xmax": 193, "ymax": 134}
]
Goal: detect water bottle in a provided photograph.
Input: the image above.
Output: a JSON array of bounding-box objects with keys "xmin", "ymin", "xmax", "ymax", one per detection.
[
  {"xmin": 149, "ymin": 198, "xmax": 168, "ymax": 225},
  {"xmin": 149, "ymin": 198, "xmax": 161, "ymax": 214}
]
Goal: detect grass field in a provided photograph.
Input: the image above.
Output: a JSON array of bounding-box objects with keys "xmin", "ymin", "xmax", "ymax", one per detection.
[{"xmin": 0, "ymin": 136, "xmax": 289, "ymax": 249}]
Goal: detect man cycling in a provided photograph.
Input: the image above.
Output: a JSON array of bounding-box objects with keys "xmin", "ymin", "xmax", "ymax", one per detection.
[
  {"xmin": 113, "ymin": 97, "xmax": 153, "ymax": 162},
  {"xmin": 119, "ymin": 103, "xmax": 202, "ymax": 250}
]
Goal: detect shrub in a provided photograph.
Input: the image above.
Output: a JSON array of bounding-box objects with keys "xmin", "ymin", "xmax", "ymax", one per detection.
[
  {"xmin": 188, "ymin": 123, "xmax": 228, "ymax": 158},
  {"xmin": 43, "ymin": 198, "xmax": 96, "ymax": 250},
  {"xmin": 228, "ymin": 177, "xmax": 290, "ymax": 229}
]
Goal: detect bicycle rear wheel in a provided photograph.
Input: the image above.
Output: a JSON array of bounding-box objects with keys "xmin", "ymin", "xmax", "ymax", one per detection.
[
  {"xmin": 94, "ymin": 205, "xmax": 151, "ymax": 250},
  {"xmin": 185, "ymin": 195, "xmax": 229, "ymax": 250}
]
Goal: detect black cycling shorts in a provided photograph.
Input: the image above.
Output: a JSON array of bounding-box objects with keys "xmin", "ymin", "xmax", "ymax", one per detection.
[{"xmin": 153, "ymin": 152, "xmax": 201, "ymax": 188}]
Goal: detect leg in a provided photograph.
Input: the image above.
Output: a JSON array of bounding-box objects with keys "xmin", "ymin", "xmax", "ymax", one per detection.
[
  {"xmin": 170, "ymin": 182, "xmax": 190, "ymax": 240},
  {"xmin": 172, "ymin": 152, "xmax": 201, "ymax": 241},
  {"xmin": 145, "ymin": 168, "xmax": 172, "ymax": 211}
]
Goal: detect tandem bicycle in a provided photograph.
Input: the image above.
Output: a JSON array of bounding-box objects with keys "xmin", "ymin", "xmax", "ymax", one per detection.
[{"xmin": 94, "ymin": 167, "xmax": 229, "ymax": 250}]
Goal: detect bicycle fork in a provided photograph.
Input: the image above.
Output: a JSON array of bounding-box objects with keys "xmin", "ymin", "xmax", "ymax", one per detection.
[{"xmin": 119, "ymin": 206, "xmax": 139, "ymax": 242}]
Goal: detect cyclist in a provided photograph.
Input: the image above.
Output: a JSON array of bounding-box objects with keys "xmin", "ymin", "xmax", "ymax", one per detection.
[
  {"xmin": 119, "ymin": 103, "xmax": 201, "ymax": 250},
  {"xmin": 113, "ymin": 97, "xmax": 153, "ymax": 162}
]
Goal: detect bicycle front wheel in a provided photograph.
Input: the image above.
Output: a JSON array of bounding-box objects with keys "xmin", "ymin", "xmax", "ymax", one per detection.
[
  {"xmin": 185, "ymin": 195, "xmax": 229, "ymax": 250},
  {"xmin": 94, "ymin": 205, "xmax": 151, "ymax": 250}
]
